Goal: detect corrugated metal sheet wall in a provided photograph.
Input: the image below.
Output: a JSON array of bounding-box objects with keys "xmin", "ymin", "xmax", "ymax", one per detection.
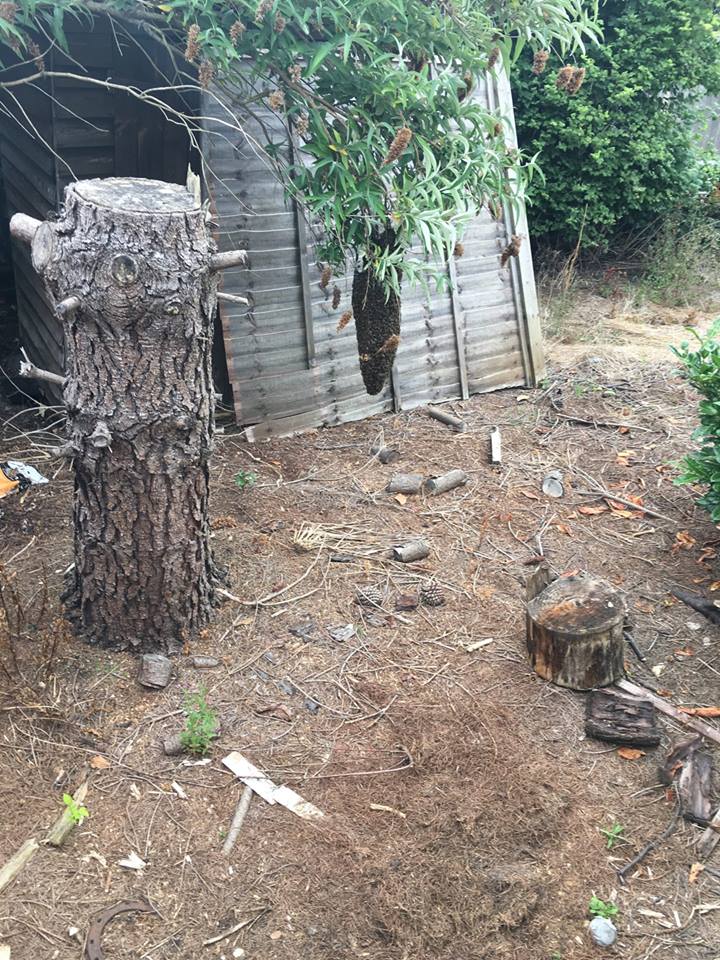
[{"xmin": 203, "ymin": 69, "xmax": 543, "ymax": 439}]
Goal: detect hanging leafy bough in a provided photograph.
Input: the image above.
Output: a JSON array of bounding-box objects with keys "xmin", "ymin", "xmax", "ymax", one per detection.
[{"xmin": 0, "ymin": 0, "xmax": 600, "ymax": 394}]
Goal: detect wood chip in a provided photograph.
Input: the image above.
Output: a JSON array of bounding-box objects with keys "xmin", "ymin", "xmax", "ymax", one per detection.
[
  {"xmin": 585, "ymin": 689, "xmax": 661, "ymax": 747},
  {"xmin": 369, "ymin": 803, "xmax": 406, "ymax": 819},
  {"xmin": 118, "ymin": 851, "xmax": 146, "ymax": 870}
]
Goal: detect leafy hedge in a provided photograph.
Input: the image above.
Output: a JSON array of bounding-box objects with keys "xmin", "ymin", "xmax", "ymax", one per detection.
[
  {"xmin": 513, "ymin": 0, "xmax": 720, "ymax": 249},
  {"xmin": 674, "ymin": 322, "xmax": 720, "ymax": 524}
]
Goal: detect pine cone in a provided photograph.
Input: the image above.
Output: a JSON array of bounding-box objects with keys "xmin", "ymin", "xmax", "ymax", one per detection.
[
  {"xmin": 356, "ymin": 585, "xmax": 384, "ymax": 608},
  {"xmin": 420, "ymin": 582, "xmax": 445, "ymax": 607}
]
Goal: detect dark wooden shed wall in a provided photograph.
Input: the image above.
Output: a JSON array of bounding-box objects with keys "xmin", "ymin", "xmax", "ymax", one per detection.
[{"xmin": 0, "ymin": 19, "xmax": 196, "ymax": 395}]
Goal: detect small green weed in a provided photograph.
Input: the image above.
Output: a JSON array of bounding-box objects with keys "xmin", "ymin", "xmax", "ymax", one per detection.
[
  {"xmin": 589, "ymin": 895, "xmax": 619, "ymax": 920},
  {"xmin": 63, "ymin": 793, "xmax": 89, "ymax": 825},
  {"xmin": 600, "ymin": 821, "xmax": 625, "ymax": 849},
  {"xmin": 234, "ymin": 469, "xmax": 257, "ymax": 491},
  {"xmin": 180, "ymin": 688, "xmax": 218, "ymax": 756}
]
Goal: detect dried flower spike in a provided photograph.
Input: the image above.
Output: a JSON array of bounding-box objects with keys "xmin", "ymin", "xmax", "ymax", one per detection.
[
  {"xmin": 556, "ymin": 65, "xmax": 574, "ymax": 90},
  {"xmin": 378, "ymin": 334, "xmax": 400, "ymax": 355},
  {"xmin": 295, "ymin": 112, "xmax": 309, "ymax": 137},
  {"xmin": 229, "ymin": 20, "xmax": 245, "ymax": 45},
  {"xmin": 185, "ymin": 24, "xmax": 200, "ymax": 63},
  {"xmin": 28, "ymin": 40, "xmax": 44, "ymax": 72},
  {"xmin": 566, "ymin": 66, "xmax": 586, "ymax": 95},
  {"xmin": 0, "ymin": 3, "xmax": 17, "ymax": 22},
  {"xmin": 319, "ymin": 264, "xmax": 332, "ymax": 289},
  {"xmin": 487, "ymin": 46, "xmax": 500, "ymax": 70},
  {"xmin": 255, "ymin": 0, "xmax": 272, "ymax": 23},
  {"xmin": 492, "ymin": 121, "xmax": 503, "ymax": 138},
  {"xmin": 274, "ymin": 13, "xmax": 286, "ymax": 32},
  {"xmin": 382, "ymin": 126, "xmax": 412, "ymax": 166},
  {"xmin": 500, "ymin": 234, "xmax": 522, "ymax": 267},
  {"xmin": 331, "ymin": 285, "xmax": 341, "ymax": 309},
  {"xmin": 198, "ymin": 59, "xmax": 214, "ymax": 90},
  {"xmin": 268, "ymin": 88, "xmax": 285, "ymax": 110},
  {"xmin": 288, "ymin": 63, "xmax": 302, "ymax": 83},
  {"xmin": 337, "ymin": 309, "xmax": 353, "ymax": 332},
  {"xmin": 453, "ymin": 241, "xmax": 464, "ymax": 258},
  {"xmin": 532, "ymin": 50, "xmax": 549, "ymax": 75}
]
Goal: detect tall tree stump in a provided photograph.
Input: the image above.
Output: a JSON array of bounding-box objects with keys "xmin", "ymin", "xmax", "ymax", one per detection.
[
  {"xmin": 526, "ymin": 573, "xmax": 626, "ymax": 690},
  {"xmin": 10, "ymin": 178, "xmax": 244, "ymax": 654}
]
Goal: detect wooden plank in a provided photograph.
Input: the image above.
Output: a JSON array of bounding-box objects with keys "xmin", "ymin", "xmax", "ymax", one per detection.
[
  {"xmin": 293, "ymin": 202, "xmax": 316, "ymax": 368},
  {"xmin": 446, "ymin": 251, "xmax": 469, "ymax": 400},
  {"xmin": 491, "ymin": 66, "xmax": 545, "ymax": 385}
]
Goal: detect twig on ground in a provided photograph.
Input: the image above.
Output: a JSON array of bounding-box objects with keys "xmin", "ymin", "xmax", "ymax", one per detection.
[
  {"xmin": 202, "ymin": 908, "xmax": 270, "ymax": 947},
  {"xmin": 222, "ymin": 785, "xmax": 253, "ymax": 856},
  {"xmin": 617, "ymin": 795, "xmax": 682, "ymax": 882}
]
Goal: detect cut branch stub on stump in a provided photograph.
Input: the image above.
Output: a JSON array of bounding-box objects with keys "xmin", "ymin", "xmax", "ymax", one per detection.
[
  {"xmin": 10, "ymin": 178, "xmax": 245, "ymax": 655},
  {"xmin": 526, "ymin": 573, "xmax": 626, "ymax": 690}
]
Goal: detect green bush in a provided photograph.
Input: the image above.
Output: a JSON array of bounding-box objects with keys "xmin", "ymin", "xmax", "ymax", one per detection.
[
  {"xmin": 513, "ymin": 0, "xmax": 720, "ymax": 250},
  {"xmin": 673, "ymin": 321, "xmax": 720, "ymax": 523}
]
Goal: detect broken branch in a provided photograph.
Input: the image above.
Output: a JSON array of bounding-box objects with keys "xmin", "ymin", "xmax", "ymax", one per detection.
[
  {"xmin": 615, "ymin": 680, "xmax": 720, "ymax": 746},
  {"xmin": 0, "ymin": 838, "xmax": 39, "ymax": 896},
  {"xmin": 9, "ymin": 212, "xmax": 41, "ymax": 245},
  {"xmin": 210, "ymin": 250, "xmax": 248, "ymax": 272},
  {"xmin": 222, "ymin": 784, "xmax": 253, "ymax": 856},
  {"xmin": 18, "ymin": 347, "xmax": 66, "ymax": 387}
]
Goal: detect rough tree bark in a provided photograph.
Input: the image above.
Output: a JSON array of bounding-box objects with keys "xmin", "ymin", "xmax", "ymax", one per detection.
[
  {"xmin": 11, "ymin": 178, "xmax": 244, "ymax": 654},
  {"xmin": 352, "ymin": 229, "xmax": 401, "ymax": 395}
]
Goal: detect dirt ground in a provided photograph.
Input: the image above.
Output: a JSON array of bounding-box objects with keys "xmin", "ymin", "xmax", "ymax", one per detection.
[{"xmin": 1, "ymin": 295, "xmax": 720, "ymax": 960}]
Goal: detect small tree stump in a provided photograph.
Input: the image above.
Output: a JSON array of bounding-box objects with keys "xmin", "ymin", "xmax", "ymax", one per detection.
[{"xmin": 526, "ymin": 574, "xmax": 625, "ymax": 690}]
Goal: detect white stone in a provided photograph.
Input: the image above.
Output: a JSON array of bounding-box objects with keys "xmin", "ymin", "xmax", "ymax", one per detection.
[{"xmin": 589, "ymin": 917, "xmax": 617, "ymax": 947}]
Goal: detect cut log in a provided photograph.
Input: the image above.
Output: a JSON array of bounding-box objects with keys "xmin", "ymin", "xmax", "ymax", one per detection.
[
  {"xmin": 385, "ymin": 473, "xmax": 423, "ymax": 495},
  {"xmin": 526, "ymin": 574, "xmax": 625, "ymax": 690},
  {"xmin": 392, "ymin": 540, "xmax": 430, "ymax": 563},
  {"xmin": 0, "ymin": 838, "xmax": 39, "ymax": 896},
  {"xmin": 423, "ymin": 469, "xmax": 468, "ymax": 495},
  {"xmin": 585, "ymin": 689, "xmax": 661, "ymax": 747},
  {"xmin": 427, "ymin": 405, "xmax": 467, "ymax": 432}
]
